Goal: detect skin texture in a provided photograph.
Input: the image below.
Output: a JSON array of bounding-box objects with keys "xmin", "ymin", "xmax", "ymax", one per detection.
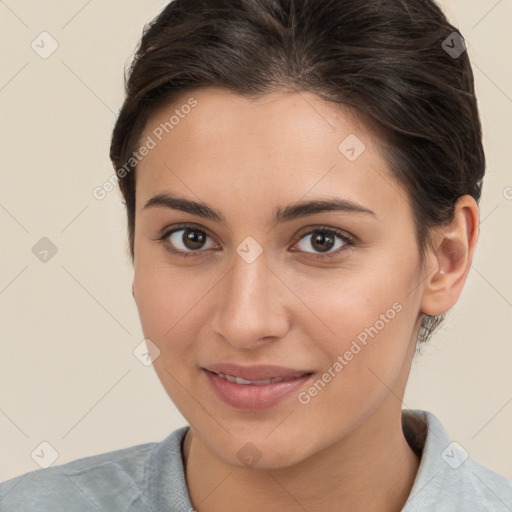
[{"xmin": 131, "ymin": 87, "xmax": 479, "ymax": 512}]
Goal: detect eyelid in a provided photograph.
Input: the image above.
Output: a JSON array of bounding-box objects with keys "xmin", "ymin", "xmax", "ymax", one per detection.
[
  {"xmin": 157, "ymin": 223, "xmax": 356, "ymax": 259},
  {"xmin": 158, "ymin": 222, "xmax": 216, "ymax": 241},
  {"xmin": 157, "ymin": 222, "xmax": 219, "ymax": 256},
  {"xmin": 295, "ymin": 225, "xmax": 355, "ymax": 243},
  {"xmin": 290, "ymin": 225, "xmax": 355, "ymax": 259}
]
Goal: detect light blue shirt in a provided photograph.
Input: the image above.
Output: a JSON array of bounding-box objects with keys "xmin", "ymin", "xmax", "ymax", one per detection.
[{"xmin": 1, "ymin": 409, "xmax": 511, "ymax": 511}]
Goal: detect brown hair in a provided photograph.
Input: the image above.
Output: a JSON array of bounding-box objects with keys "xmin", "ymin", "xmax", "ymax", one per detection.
[{"xmin": 110, "ymin": 0, "xmax": 485, "ymax": 343}]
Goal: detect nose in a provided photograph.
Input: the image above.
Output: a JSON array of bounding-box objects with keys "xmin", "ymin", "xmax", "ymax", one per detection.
[{"xmin": 210, "ymin": 248, "xmax": 291, "ymax": 350}]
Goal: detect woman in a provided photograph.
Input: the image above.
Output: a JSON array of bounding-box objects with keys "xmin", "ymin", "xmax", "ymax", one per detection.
[{"xmin": 1, "ymin": 0, "xmax": 511, "ymax": 510}]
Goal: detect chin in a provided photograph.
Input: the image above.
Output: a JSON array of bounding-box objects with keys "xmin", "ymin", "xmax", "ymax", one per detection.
[{"xmin": 203, "ymin": 426, "xmax": 314, "ymax": 471}]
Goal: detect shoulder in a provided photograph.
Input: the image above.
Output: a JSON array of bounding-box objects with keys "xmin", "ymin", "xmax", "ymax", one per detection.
[
  {"xmin": 402, "ymin": 410, "xmax": 512, "ymax": 511},
  {"xmin": 454, "ymin": 457, "xmax": 512, "ymax": 508},
  {"xmin": 0, "ymin": 426, "xmax": 190, "ymax": 512}
]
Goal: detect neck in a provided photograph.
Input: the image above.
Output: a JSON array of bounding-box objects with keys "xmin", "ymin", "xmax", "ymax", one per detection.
[{"xmin": 183, "ymin": 402, "xmax": 420, "ymax": 512}]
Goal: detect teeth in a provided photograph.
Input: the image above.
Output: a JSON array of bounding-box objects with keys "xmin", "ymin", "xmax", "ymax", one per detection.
[
  {"xmin": 215, "ymin": 372, "xmax": 303, "ymax": 385},
  {"xmin": 236, "ymin": 376, "xmax": 261, "ymax": 385}
]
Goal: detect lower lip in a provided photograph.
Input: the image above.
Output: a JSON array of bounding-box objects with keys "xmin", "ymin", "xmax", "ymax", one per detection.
[{"xmin": 203, "ymin": 370, "xmax": 313, "ymax": 411}]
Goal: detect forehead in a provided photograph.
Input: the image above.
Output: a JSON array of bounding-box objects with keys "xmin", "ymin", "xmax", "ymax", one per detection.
[
  {"xmin": 142, "ymin": 86, "xmax": 369, "ymax": 152},
  {"xmin": 135, "ymin": 87, "xmax": 408, "ymax": 223}
]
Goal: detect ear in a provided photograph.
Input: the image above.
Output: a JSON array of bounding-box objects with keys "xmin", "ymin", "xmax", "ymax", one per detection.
[
  {"xmin": 132, "ymin": 281, "xmax": 135, "ymax": 299},
  {"xmin": 420, "ymin": 195, "xmax": 479, "ymax": 316}
]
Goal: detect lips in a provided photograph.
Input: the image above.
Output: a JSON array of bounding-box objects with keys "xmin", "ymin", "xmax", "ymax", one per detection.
[
  {"xmin": 213, "ymin": 372, "xmax": 303, "ymax": 385},
  {"xmin": 203, "ymin": 363, "xmax": 312, "ymax": 382},
  {"xmin": 202, "ymin": 363, "xmax": 314, "ymax": 410}
]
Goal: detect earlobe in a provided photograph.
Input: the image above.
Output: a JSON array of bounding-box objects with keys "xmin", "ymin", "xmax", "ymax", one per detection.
[{"xmin": 420, "ymin": 195, "xmax": 479, "ymax": 316}]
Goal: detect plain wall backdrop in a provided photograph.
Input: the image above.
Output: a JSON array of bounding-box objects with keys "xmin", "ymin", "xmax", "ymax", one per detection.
[{"xmin": 1, "ymin": 0, "xmax": 511, "ymax": 482}]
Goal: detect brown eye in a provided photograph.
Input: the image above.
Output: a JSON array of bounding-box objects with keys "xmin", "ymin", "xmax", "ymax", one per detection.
[
  {"xmin": 177, "ymin": 228, "xmax": 208, "ymax": 250},
  {"xmin": 293, "ymin": 227, "xmax": 354, "ymax": 259},
  {"xmin": 160, "ymin": 225, "xmax": 217, "ymax": 257},
  {"xmin": 309, "ymin": 231, "xmax": 336, "ymax": 253}
]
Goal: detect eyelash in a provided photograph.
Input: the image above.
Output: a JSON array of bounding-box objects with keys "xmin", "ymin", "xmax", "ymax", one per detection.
[{"xmin": 156, "ymin": 223, "xmax": 356, "ymax": 260}]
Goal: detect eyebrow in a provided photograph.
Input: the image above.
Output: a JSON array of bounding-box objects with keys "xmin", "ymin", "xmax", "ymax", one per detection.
[{"xmin": 142, "ymin": 192, "xmax": 377, "ymax": 225}]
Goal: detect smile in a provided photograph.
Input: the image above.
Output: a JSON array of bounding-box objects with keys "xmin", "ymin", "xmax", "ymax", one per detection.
[
  {"xmin": 203, "ymin": 369, "xmax": 314, "ymax": 410},
  {"xmin": 213, "ymin": 371, "xmax": 307, "ymax": 386}
]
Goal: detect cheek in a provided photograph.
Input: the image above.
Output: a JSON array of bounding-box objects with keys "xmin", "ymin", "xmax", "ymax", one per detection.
[
  {"xmin": 293, "ymin": 295, "xmax": 416, "ymax": 431},
  {"xmin": 132, "ymin": 260, "xmax": 216, "ymax": 355},
  {"xmin": 296, "ymin": 254, "xmax": 415, "ymax": 331},
  {"xmin": 132, "ymin": 265, "xmax": 205, "ymax": 411},
  {"xmin": 296, "ymin": 254, "xmax": 420, "ymax": 378}
]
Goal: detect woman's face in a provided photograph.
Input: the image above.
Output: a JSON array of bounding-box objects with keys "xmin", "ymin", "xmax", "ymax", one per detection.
[{"xmin": 132, "ymin": 87, "xmax": 426, "ymax": 468}]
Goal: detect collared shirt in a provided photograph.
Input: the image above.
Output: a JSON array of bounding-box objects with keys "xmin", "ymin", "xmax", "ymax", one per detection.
[{"xmin": 1, "ymin": 409, "xmax": 511, "ymax": 511}]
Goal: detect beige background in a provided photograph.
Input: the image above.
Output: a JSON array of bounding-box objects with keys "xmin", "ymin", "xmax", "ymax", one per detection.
[{"xmin": 1, "ymin": 0, "xmax": 511, "ymax": 482}]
